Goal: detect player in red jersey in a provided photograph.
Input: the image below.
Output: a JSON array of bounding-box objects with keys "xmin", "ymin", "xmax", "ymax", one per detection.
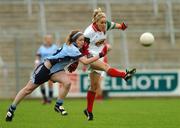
[{"xmin": 68, "ymin": 8, "xmax": 136, "ymax": 121}]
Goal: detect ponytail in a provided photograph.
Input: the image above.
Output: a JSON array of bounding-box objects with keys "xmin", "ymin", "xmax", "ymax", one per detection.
[{"xmin": 92, "ymin": 8, "xmax": 106, "ymax": 23}]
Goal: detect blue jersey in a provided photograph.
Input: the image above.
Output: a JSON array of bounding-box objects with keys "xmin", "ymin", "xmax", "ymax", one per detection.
[
  {"xmin": 46, "ymin": 43, "xmax": 82, "ymax": 75},
  {"xmin": 37, "ymin": 43, "xmax": 58, "ymax": 62}
]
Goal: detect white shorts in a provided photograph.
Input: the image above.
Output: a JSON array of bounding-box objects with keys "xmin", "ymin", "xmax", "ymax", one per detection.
[{"xmin": 88, "ymin": 50, "xmax": 106, "ymax": 76}]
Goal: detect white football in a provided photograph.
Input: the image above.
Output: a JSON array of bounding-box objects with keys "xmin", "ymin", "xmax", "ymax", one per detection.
[{"xmin": 140, "ymin": 32, "xmax": 154, "ymax": 47}]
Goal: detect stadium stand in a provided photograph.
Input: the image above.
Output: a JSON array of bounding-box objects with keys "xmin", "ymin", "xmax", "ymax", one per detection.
[{"xmin": 0, "ymin": 0, "xmax": 180, "ymax": 97}]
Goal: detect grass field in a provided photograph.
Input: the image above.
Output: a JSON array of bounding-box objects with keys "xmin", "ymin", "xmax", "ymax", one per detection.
[{"xmin": 1, "ymin": 98, "xmax": 180, "ymax": 128}]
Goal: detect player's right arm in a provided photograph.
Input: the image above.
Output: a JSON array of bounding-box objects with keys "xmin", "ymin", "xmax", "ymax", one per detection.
[
  {"xmin": 34, "ymin": 55, "xmax": 40, "ymax": 66},
  {"xmin": 79, "ymin": 45, "xmax": 108, "ymax": 65},
  {"xmin": 81, "ymin": 27, "xmax": 92, "ymax": 56},
  {"xmin": 34, "ymin": 47, "xmax": 41, "ymax": 67}
]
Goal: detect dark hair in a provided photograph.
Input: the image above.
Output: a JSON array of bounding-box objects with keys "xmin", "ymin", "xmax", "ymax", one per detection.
[{"xmin": 66, "ymin": 30, "xmax": 83, "ymax": 45}]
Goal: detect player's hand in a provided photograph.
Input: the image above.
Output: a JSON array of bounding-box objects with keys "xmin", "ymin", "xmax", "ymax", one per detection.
[
  {"xmin": 120, "ymin": 22, "xmax": 128, "ymax": 31},
  {"xmin": 106, "ymin": 43, "xmax": 112, "ymax": 52},
  {"xmin": 34, "ymin": 59, "xmax": 40, "ymax": 68},
  {"xmin": 67, "ymin": 61, "xmax": 79, "ymax": 73},
  {"xmin": 80, "ymin": 42, "xmax": 89, "ymax": 56},
  {"xmin": 82, "ymin": 65, "xmax": 87, "ymax": 72},
  {"xmin": 99, "ymin": 45, "xmax": 108, "ymax": 58}
]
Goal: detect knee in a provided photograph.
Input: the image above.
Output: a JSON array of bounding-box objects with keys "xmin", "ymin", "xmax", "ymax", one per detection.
[
  {"xmin": 90, "ymin": 83, "xmax": 99, "ymax": 92},
  {"xmin": 104, "ymin": 63, "xmax": 110, "ymax": 72},
  {"xmin": 64, "ymin": 82, "xmax": 71, "ymax": 90},
  {"xmin": 24, "ymin": 86, "xmax": 34, "ymax": 95}
]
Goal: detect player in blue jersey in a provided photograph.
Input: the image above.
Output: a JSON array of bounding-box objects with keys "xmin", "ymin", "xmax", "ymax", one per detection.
[
  {"xmin": 5, "ymin": 30, "xmax": 108, "ymax": 122},
  {"xmin": 35, "ymin": 34, "xmax": 58, "ymax": 104}
]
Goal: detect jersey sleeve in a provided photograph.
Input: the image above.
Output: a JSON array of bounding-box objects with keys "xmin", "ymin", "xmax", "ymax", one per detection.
[
  {"xmin": 106, "ymin": 20, "xmax": 116, "ymax": 31},
  {"xmin": 36, "ymin": 47, "xmax": 42, "ymax": 56},
  {"xmin": 53, "ymin": 44, "xmax": 59, "ymax": 50},
  {"xmin": 46, "ymin": 45, "xmax": 82, "ymax": 66},
  {"xmin": 84, "ymin": 32, "xmax": 91, "ymax": 41},
  {"xmin": 84, "ymin": 26, "xmax": 93, "ymax": 44},
  {"xmin": 68, "ymin": 47, "xmax": 82, "ymax": 57},
  {"xmin": 46, "ymin": 47, "xmax": 63, "ymax": 65}
]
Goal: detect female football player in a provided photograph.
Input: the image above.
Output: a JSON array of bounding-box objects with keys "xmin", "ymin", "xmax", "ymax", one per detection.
[
  {"xmin": 5, "ymin": 30, "xmax": 108, "ymax": 122},
  {"xmin": 68, "ymin": 8, "xmax": 136, "ymax": 121},
  {"xmin": 35, "ymin": 34, "xmax": 58, "ymax": 104}
]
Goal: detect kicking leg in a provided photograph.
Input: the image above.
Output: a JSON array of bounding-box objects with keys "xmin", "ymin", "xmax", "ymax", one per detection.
[{"xmin": 90, "ymin": 60, "xmax": 136, "ymax": 81}]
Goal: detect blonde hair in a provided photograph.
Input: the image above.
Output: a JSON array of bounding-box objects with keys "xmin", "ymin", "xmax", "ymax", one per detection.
[{"xmin": 92, "ymin": 8, "xmax": 106, "ymax": 23}]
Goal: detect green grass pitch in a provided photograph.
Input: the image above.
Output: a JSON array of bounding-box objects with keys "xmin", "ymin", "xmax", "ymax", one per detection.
[{"xmin": 1, "ymin": 98, "xmax": 180, "ymax": 128}]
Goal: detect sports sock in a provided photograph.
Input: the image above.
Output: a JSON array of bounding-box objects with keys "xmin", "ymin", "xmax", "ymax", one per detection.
[
  {"xmin": 87, "ymin": 91, "xmax": 96, "ymax": 113},
  {"xmin": 49, "ymin": 88, "xmax": 53, "ymax": 100},
  {"xmin": 107, "ymin": 68, "xmax": 126, "ymax": 78},
  {"xmin": 40, "ymin": 87, "xmax": 47, "ymax": 100},
  {"xmin": 55, "ymin": 99, "xmax": 64, "ymax": 107},
  {"xmin": 9, "ymin": 104, "xmax": 16, "ymax": 113}
]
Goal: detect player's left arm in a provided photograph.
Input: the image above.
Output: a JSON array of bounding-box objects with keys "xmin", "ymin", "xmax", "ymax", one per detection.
[
  {"xmin": 34, "ymin": 48, "xmax": 41, "ymax": 67},
  {"xmin": 102, "ymin": 39, "xmax": 111, "ymax": 51},
  {"xmin": 106, "ymin": 21, "xmax": 127, "ymax": 31},
  {"xmin": 115, "ymin": 22, "xmax": 128, "ymax": 31}
]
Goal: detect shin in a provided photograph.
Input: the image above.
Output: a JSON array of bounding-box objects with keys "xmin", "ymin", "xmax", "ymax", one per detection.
[
  {"xmin": 12, "ymin": 80, "xmax": 38, "ymax": 108},
  {"xmin": 86, "ymin": 72, "xmax": 101, "ymax": 112}
]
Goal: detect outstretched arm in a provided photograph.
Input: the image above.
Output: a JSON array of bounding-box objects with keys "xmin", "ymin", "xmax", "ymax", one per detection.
[
  {"xmin": 34, "ymin": 54, "xmax": 41, "ymax": 68},
  {"xmin": 79, "ymin": 56, "xmax": 99, "ymax": 65},
  {"xmin": 115, "ymin": 22, "xmax": 128, "ymax": 31},
  {"xmin": 106, "ymin": 20, "xmax": 128, "ymax": 31},
  {"xmin": 79, "ymin": 45, "xmax": 108, "ymax": 65}
]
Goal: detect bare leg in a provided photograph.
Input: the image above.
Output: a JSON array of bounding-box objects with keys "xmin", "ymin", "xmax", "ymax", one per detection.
[
  {"xmin": 51, "ymin": 71, "xmax": 71, "ymax": 115},
  {"xmin": 6, "ymin": 80, "xmax": 39, "ymax": 121},
  {"xmin": 84, "ymin": 71, "xmax": 101, "ymax": 120},
  {"xmin": 96, "ymin": 76, "xmax": 103, "ymax": 100},
  {"xmin": 12, "ymin": 80, "xmax": 39, "ymax": 106},
  {"xmin": 86, "ymin": 71, "xmax": 101, "ymax": 110},
  {"xmin": 90, "ymin": 60, "xmax": 110, "ymax": 72},
  {"xmin": 51, "ymin": 71, "xmax": 71, "ymax": 100},
  {"xmin": 90, "ymin": 60, "xmax": 126, "ymax": 78}
]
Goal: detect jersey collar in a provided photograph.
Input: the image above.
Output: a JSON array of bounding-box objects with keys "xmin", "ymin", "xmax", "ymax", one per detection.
[
  {"xmin": 72, "ymin": 42, "xmax": 78, "ymax": 48},
  {"xmin": 43, "ymin": 43, "xmax": 53, "ymax": 47},
  {"xmin": 92, "ymin": 23, "xmax": 101, "ymax": 32}
]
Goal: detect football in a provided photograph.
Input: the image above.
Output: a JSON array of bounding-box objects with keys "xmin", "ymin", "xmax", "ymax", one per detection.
[{"xmin": 140, "ymin": 32, "xmax": 154, "ymax": 47}]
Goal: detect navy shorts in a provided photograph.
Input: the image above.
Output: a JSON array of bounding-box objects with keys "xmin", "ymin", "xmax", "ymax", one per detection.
[{"xmin": 32, "ymin": 63, "xmax": 50, "ymax": 85}]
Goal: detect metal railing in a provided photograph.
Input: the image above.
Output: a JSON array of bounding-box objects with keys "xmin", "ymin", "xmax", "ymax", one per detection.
[{"xmin": 0, "ymin": 0, "xmax": 179, "ymax": 98}]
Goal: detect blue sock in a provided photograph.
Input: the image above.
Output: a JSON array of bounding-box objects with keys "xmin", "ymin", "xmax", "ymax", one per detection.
[
  {"xmin": 49, "ymin": 89, "xmax": 53, "ymax": 99},
  {"xmin": 55, "ymin": 99, "xmax": 64, "ymax": 106},
  {"xmin": 9, "ymin": 104, "xmax": 16, "ymax": 113}
]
